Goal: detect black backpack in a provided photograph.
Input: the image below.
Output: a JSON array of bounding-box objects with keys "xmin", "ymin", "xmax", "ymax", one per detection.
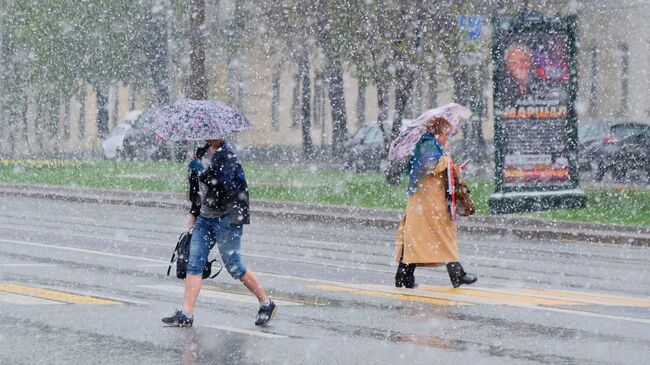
[{"xmin": 167, "ymin": 232, "xmax": 222, "ymax": 279}]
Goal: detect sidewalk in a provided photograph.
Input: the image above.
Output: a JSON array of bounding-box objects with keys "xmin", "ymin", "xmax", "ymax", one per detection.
[{"xmin": 1, "ymin": 183, "xmax": 649, "ymax": 246}]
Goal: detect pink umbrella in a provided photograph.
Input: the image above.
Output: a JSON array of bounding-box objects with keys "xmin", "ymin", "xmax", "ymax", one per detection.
[{"xmin": 387, "ymin": 103, "xmax": 472, "ymax": 164}]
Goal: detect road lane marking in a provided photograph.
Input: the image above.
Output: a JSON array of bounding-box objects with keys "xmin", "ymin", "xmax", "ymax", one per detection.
[
  {"xmin": 0, "ymin": 238, "xmax": 166, "ymax": 263},
  {"xmin": 0, "ymin": 284, "xmax": 121, "ymax": 305},
  {"xmin": 142, "ymin": 284, "xmax": 303, "ymax": 306},
  {"xmin": 520, "ymin": 305, "xmax": 650, "ymax": 324},
  {"xmin": 312, "ymin": 283, "xmax": 650, "ymax": 324},
  {"xmin": 309, "ymin": 284, "xmax": 466, "ymax": 306},
  {"xmin": 0, "ymin": 224, "xmax": 168, "ymax": 247},
  {"xmin": 3, "ymin": 234, "xmax": 647, "ymax": 316},
  {"xmin": 0, "ymin": 291, "xmax": 62, "ymax": 305},
  {"xmin": 417, "ymin": 284, "xmax": 584, "ymax": 306},
  {"xmin": 202, "ymin": 325, "xmax": 289, "ymax": 339},
  {"xmin": 520, "ymin": 288, "xmax": 650, "ymax": 308},
  {"xmin": 0, "ymin": 233, "xmax": 462, "ymax": 288},
  {"xmin": 0, "ymin": 232, "xmax": 629, "ymax": 293},
  {"xmin": 4, "ymin": 222, "xmax": 623, "ymax": 283}
]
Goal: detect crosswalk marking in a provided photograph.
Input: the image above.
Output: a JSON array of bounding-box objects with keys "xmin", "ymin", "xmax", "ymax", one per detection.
[{"xmin": 0, "ymin": 284, "xmax": 122, "ymax": 305}]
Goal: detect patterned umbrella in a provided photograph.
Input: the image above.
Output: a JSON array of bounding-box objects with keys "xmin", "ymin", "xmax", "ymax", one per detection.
[
  {"xmin": 147, "ymin": 98, "xmax": 252, "ymax": 141},
  {"xmin": 387, "ymin": 103, "xmax": 472, "ymax": 164}
]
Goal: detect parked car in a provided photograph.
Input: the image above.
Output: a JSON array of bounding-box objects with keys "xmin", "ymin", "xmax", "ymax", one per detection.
[
  {"xmin": 612, "ymin": 131, "xmax": 650, "ymax": 181},
  {"xmin": 344, "ymin": 120, "xmax": 410, "ymax": 172},
  {"xmin": 578, "ymin": 121, "xmax": 650, "ymax": 181},
  {"xmin": 100, "ymin": 110, "xmax": 142, "ymax": 159},
  {"xmin": 121, "ymin": 109, "xmax": 187, "ymax": 162}
]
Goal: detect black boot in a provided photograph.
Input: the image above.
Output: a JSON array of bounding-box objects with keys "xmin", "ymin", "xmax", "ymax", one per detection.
[
  {"xmin": 395, "ymin": 262, "xmax": 417, "ymax": 288},
  {"xmin": 403, "ymin": 263, "xmax": 417, "ymax": 289},
  {"xmin": 446, "ymin": 262, "xmax": 477, "ymax": 288},
  {"xmin": 395, "ymin": 262, "xmax": 409, "ymax": 288}
]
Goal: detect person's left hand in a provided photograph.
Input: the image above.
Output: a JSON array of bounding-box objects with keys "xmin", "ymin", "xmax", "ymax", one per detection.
[
  {"xmin": 188, "ymin": 159, "xmax": 203, "ymax": 174},
  {"xmin": 186, "ymin": 214, "xmax": 197, "ymax": 231}
]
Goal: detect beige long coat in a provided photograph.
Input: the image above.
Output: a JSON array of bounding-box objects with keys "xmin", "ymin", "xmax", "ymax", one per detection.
[{"xmin": 395, "ymin": 155, "xmax": 459, "ymax": 267}]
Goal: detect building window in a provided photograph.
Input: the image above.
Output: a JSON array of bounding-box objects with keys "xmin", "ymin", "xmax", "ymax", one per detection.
[{"xmin": 588, "ymin": 47, "xmax": 598, "ymax": 117}]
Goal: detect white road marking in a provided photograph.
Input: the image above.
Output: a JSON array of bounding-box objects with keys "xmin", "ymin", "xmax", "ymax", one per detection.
[
  {"xmin": 0, "ymin": 234, "xmax": 619, "ymax": 302},
  {"xmin": 202, "ymin": 324, "xmax": 288, "ymax": 339},
  {"xmin": 0, "ymin": 223, "xmax": 167, "ymax": 247},
  {"xmin": 0, "ymin": 238, "xmax": 166, "ymax": 263},
  {"xmin": 4, "ymin": 229, "xmax": 648, "ymax": 326},
  {"xmin": 142, "ymin": 284, "xmax": 302, "ymax": 306}
]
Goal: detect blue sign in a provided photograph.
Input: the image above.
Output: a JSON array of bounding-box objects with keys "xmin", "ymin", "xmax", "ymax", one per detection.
[{"xmin": 459, "ymin": 15, "xmax": 483, "ymax": 40}]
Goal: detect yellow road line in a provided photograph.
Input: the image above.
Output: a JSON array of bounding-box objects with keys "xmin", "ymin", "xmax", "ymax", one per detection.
[
  {"xmin": 313, "ymin": 283, "xmax": 650, "ymax": 324},
  {"xmin": 309, "ymin": 284, "xmax": 467, "ymax": 306},
  {"xmin": 418, "ymin": 284, "xmax": 584, "ymax": 306},
  {"xmin": 521, "ymin": 288, "xmax": 650, "ymax": 308},
  {"xmin": 0, "ymin": 284, "xmax": 121, "ymax": 305}
]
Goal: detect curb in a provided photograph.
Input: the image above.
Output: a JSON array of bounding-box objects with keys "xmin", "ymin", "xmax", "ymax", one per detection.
[{"xmin": 1, "ymin": 183, "xmax": 649, "ymax": 246}]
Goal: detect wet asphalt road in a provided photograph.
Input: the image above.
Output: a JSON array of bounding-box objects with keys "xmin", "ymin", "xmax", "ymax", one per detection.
[{"xmin": 1, "ymin": 196, "xmax": 649, "ymax": 365}]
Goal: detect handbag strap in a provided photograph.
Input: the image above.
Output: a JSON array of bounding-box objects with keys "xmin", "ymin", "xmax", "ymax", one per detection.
[{"xmin": 166, "ymin": 232, "xmax": 186, "ymax": 276}]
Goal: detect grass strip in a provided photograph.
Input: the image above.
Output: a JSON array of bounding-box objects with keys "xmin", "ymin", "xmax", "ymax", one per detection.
[{"xmin": 0, "ymin": 159, "xmax": 647, "ymax": 226}]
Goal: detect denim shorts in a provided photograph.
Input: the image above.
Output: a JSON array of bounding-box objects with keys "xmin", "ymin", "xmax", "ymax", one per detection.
[{"xmin": 187, "ymin": 215, "xmax": 247, "ymax": 279}]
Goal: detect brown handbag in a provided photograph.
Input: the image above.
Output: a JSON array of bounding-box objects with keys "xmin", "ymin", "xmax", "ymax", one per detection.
[
  {"xmin": 451, "ymin": 166, "xmax": 476, "ymax": 216},
  {"xmin": 454, "ymin": 179, "xmax": 476, "ymax": 216}
]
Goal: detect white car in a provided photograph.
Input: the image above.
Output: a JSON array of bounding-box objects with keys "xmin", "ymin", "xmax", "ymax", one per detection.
[{"xmin": 101, "ymin": 110, "xmax": 143, "ymax": 159}]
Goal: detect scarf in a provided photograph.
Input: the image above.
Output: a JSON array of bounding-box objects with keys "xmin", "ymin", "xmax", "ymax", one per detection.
[{"xmin": 407, "ymin": 133, "xmax": 456, "ymax": 221}]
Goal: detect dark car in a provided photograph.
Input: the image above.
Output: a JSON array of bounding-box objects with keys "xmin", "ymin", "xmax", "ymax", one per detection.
[
  {"xmin": 613, "ymin": 132, "xmax": 650, "ymax": 182},
  {"xmin": 344, "ymin": 121, "xmax": 410, "ymax": 172},
  {"xmin": 121, "ymin": 109, "xmax": 187, "ymax": 162},
  {"xmin": 579, "ymin": 121, "xmax": 650, "ymax": 181}
]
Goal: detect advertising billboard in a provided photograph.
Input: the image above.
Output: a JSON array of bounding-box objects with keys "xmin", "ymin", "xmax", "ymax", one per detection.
[{"xmin": 489, "ymin": 13, "xmax": 586, "ymax": 214}]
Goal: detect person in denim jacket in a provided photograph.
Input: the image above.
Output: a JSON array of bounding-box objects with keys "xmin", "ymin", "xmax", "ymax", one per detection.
[{"xmin": 162, "ymin": 139, "xmax": 277, "ymax": 327}]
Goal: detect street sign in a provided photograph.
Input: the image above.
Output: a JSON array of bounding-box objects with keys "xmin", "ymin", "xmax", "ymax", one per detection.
[
  {"xmin": 459, "ymin": 15, "xmax": 483, "ymax": 40},
  {"xmin": 488, "ymin": 12, "xmax": 586, "ymax": 214}
]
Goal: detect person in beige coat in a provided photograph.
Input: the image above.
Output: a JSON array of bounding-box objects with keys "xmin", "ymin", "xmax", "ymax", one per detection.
[{"xmin": 394, "ymin": 117, "xmax": 477, "ymax": 289}]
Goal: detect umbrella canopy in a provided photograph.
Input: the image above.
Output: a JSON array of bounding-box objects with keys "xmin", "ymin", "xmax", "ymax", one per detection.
[
  {"xmin": 387, "ymin": 103, "xmax": 472, "ymax": 164},
  {"xmin": 147, "ymin": 98, "xmax": 252, "ymax": 141}
]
